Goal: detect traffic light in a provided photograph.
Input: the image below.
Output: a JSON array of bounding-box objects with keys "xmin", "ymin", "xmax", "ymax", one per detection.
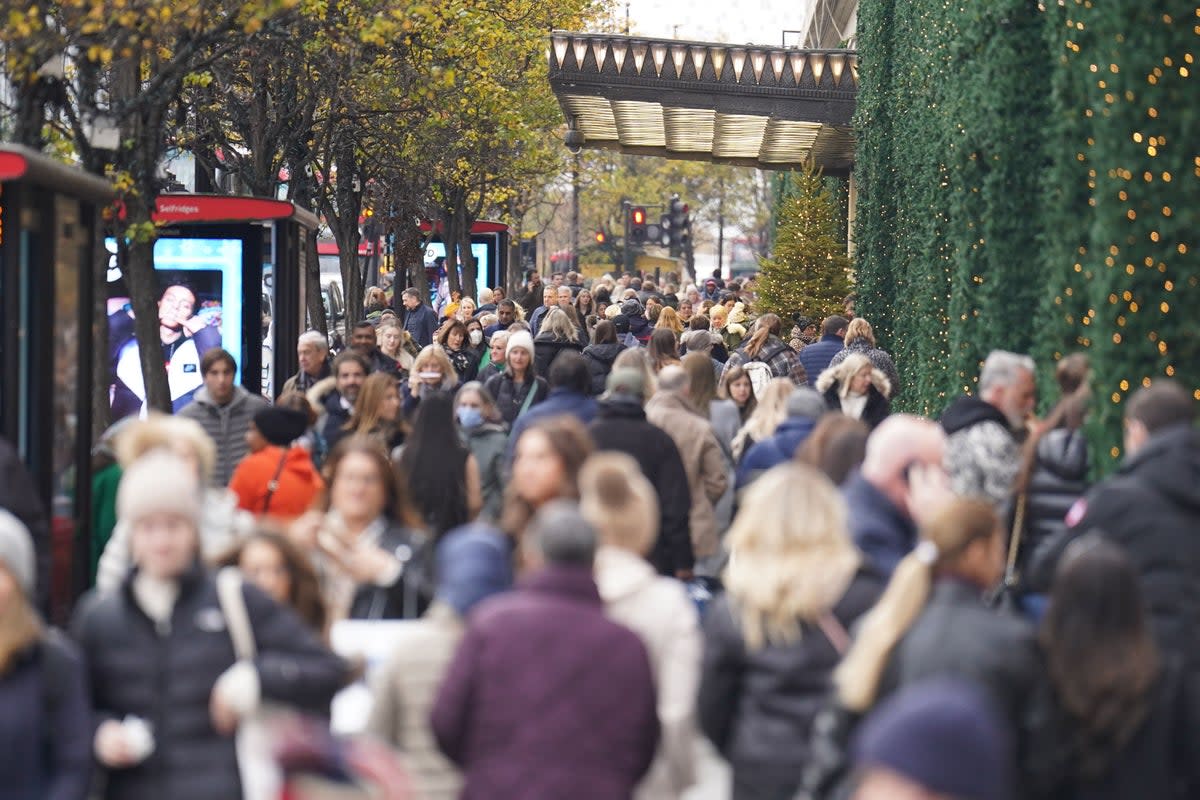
[
  {"xmin": 594, "ymin": 229, "xmax": 606, "ymax": 245},
  {"xmin": 668, "ymin": 195, "xmax": 690, "ymax": 257},
  {"xmin": 629, "ymin": 205, "xmax": 648, "ymax": 245}
]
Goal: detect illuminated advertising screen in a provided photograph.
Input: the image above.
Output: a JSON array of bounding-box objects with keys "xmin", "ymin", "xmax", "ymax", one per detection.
[
  {"xmin": 107, "ymin": 237, "xmax": 244, "ymax": 419},
  {"xmin": 424, "ymin": 241, "xmax": 491, "ymax": 306}
]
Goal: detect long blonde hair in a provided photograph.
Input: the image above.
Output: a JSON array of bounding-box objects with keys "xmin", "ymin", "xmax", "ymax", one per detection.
[
  {"xmin": 732, "ymin": 378, "xmax": 795, "ymax": 460},
  {"xmin": 725, "ymin": 464, "xmax": 860, "ymax": 650},
  {"xmin": 834, "ymin": 498, "xmax": 999, "ymax": 712},
  {"xmin": 350, "ymin": 372, "xmax": 403, "ymax": 434},
  {"xmin": 816, "ymin": 352, "xmax": 890, "ymax": 400},
  {"xmin": 656, "ymin": 306, "xmax": 684, "ymax": 335},
  {"xmin": 408, "ymin": 344, "xmax": 457, "ymax": 398}
]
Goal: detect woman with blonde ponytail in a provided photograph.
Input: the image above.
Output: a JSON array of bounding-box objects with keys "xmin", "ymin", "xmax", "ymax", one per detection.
[
  {"xmin": 806, "ymin": 499, "xmax": 1039, "ymax": 798},
  {"xmin": 698, "ymin": 464, "xmax": 884, "ymax": 800}
]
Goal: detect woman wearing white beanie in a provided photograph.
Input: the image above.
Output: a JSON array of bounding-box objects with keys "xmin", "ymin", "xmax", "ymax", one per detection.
[
  {"xmin": 482, "ymin": 329, "xmax": 548, "ymax": 425},
  {"xmin": 72, "ymin": 451, "xmax": 348, "ymax": 800},
  {"xmin": 0, "ymin": 509, "xmax": 90, "ymax": 800}
]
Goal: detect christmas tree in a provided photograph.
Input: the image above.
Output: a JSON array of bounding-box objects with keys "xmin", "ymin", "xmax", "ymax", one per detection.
[{"xmin": 757, "ymin": 166, "xmax": 852, "ymax": 323}]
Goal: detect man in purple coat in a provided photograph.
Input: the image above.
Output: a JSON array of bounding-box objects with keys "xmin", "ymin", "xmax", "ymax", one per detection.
[{"xmin": 431, "ymin": 502, "xmax": 660, "ymax": 799}]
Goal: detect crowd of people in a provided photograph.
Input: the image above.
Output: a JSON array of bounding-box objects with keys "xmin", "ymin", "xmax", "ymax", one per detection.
[{"xmin": 1, "ymin": 266, "xmax": 1198, "ymax": 800}]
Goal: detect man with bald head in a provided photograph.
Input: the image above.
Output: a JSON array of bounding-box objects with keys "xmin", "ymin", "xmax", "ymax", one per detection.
[{"xmin": 843, "ymin": 415, "xmax": 955, "ymax": 578}]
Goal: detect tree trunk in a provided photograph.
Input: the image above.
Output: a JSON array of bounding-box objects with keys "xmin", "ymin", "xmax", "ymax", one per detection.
[
  {"xmin": 440, "ymin": 206, "xmax": 462, "ymax": 297},
  {"xmin": 124, "ymin": 211, "xmax": 172, "ymax": 413},
  {"xmin": 392, "ymin": 212, "xmax": 426, "ymax": 311},
  {"xmin": 458, "ymin": 214, "xmax": 477, "ymax": 299}
]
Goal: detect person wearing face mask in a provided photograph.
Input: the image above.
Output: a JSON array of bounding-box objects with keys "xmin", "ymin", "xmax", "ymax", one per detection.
[
  {"xmin": 464, "ymin": 319, "xmax": 486, "ymax": 370},
  {"xmin": 454, "ymin": 383, "xmax": 510, "ymax": 523},
  {"xmin": 401, "ymin": 345, "xmax": 460, "ymax": 418}
]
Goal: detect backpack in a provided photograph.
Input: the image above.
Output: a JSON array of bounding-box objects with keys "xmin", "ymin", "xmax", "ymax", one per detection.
[{"xmin": 744, "ymin": 361, "xmax": 775, "ymax": 399}]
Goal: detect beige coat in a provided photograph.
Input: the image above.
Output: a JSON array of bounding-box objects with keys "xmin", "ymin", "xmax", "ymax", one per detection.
[
  {"xmin": 645, "ymin": 390, "xmax": 730, "ymax": 558},
  {"xmin": 595, "ymin": 546, "xmax": 701, "ymax": 800},
  {"xmin": 366, "ymin": 604, "xmax": 464, "ymax": 799}
]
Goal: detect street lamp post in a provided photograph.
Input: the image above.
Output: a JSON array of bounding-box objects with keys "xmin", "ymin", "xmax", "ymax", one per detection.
[{"xmin": 571, "ymin": 152, "xmax": 580, "ymax": 272}]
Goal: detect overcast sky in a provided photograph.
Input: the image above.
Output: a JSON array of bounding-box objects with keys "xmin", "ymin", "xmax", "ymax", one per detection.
[{"xmin": 618, "ymin": 0, "xmax": 813, "ymax": 46}]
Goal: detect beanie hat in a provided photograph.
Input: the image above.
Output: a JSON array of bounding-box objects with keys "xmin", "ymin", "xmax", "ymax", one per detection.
[
  {"xmin": 0, "ymin": 509, "xmax": 35, "ymax": 598},
  {"xmin": 604, "ymin": 366, "xmax": 645, "ymax": 400},
  {"xmin": 787, "ymin": 386, "xmax": 828, "ymax": 420},
  {"xmin": 118, "ymin": 450, "xmax": 202, "ymax": 528},
  {"xmin": 506, "ymin": 330, "xmax": 535, "ymax": 359},
  {"xmin": 852, "ymin": 678, "xmax": 1012, "ymax": 800},
  {"xmin": 253, "ymin": 406, "xmax": 309, "ymax": 447},
  {"xmin": 612, "ymin": 314, "xmax": 631, "ymax": 334},
  {"xmin": 435, "ymin": 524, "xmax": 513, "ymax": 616},
  {"xmin": 620, "ymin": 299, "xmax": 643, "ymax": 319},
  {"xmin": 579, "ymin": 453, "xmax": 659, "ymax": 554}
]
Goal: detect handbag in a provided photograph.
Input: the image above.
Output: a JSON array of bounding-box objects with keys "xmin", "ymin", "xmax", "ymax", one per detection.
[
  {"xmin": 988, "ymin": 493, "xmax": 1027, "ymax": 614},
  {"xmin": 216, "ymin": 568, "xmax": 280, "ymax": 800},
  {"xmin": 262, "ymin": 450, "xmax": 290, "ymax": 514}
]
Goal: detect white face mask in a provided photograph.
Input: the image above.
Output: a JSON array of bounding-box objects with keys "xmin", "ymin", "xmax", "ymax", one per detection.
[{"xmin": 469, "ymin": 329, "xmax": 483, "ymax": 346}]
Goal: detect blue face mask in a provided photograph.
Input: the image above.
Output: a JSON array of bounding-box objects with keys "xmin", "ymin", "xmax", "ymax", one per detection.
[{"xmin": 456, "ymin": 406, "xmax": 484, "ymax": 429}]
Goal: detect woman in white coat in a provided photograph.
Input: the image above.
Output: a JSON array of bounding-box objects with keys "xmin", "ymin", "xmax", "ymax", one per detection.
[{"xmin": 580, "ymin": 453, "xmax": 702, "ymax": 800}]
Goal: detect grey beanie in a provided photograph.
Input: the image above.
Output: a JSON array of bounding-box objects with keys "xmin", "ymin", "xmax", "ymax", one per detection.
[
  {"xmin": 788, "ymin": 386, "xmax": 828, "ymax": 419},
  {"xmin": 0, "ymin": 509, "xmax": 36, "ymax": 597}
]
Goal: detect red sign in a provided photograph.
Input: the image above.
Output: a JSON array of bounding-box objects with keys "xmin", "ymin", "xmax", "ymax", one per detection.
[
  {"xmin": 153, "ymin": 194, "xmax": 295, "ymax": 223},
  {"xmin": 0, "ymin": 151, "xmax": 29, "ymax": 181},
  {"xmin": 419, "ymin": 219, "xmax": 510, "ymax": 235}
]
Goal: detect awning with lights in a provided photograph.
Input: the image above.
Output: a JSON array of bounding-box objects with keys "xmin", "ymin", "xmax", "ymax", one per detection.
[{"xmin": 548, "ymin": 32, "xmax": 857, "ymax": 173}]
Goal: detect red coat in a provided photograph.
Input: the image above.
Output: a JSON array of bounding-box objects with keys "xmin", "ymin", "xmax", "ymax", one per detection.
[
  {"xmin": 431, "ymin": 565, "xmax": 660, "ymax": 799},
  {"xmin": 228, "ymin": 445, "xmax": 323, "ymax": 520}
]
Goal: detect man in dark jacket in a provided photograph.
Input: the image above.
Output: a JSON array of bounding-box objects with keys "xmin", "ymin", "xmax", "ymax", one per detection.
[
  {"xmin": 400, "ymin": 288, "xmax": 439, "ymax": 348},
  {"xmin": 349, "ymin": 321, "xmax": 401, "ymax": 376},
  {"xmin": 589, "ymin": 368, "xmax": 694, "ymax": 579},
  {"xmin": 317, "ymin": 350, "xmax": 369, "ymax": 453},
  {"xmin": 736, "ymin": 388, "xmax": 826, "ymax": 490},
  {"xmin": 622, "ymin": 299, "xmax": 654, "ymax": 345},
  {"xmin": 506, "ymin": 352, "xmax": 597, "ymax": 467},
  {"xmin": 798, "ymin": 315, "xmax": 848, "ymax": 380},
  {"xmin": 1029, "ymin": 381, "xmax": 1200, "ymax": 670},
  {"xmin": 843, "ymin": 415, "xmax": 952, "ymax": 579},
  {"xmin": 178, "ymin": 348, "xmax": 269, "ymax": 486},
  {"xmin": 939, "ymin": 350, "xmax": 1036, "ymax": 507},
  {"xmin": 527, "ymin": 285, "xmax": 559, "ymax": 338},
  {"xmin": 431, "ymin": 502, "xmax": 659, "ymax": 800}
]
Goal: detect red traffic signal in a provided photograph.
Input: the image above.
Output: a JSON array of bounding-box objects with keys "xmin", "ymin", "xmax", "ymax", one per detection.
[
  {"xmin": 595, "ymin": 230, "xmax": 606, "ymax": 244},
  {"xmin": 631, "ymin": 207, "xmax": 646, "ymax": 225}
]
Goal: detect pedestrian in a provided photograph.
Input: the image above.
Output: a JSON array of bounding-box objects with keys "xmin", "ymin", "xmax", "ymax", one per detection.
[
  {"xmin": 476, "ymin": 329, "xmax": 508, "ymax": 384},
  {"xmin": 431, "ymin": 502, "xmax": 659, "ymax": 800},
  {"xmin": 398, "ymin": 392, "xmax": 482, "ymax": 539},
  {"xmin": 1028, "ymin": 380, "xmax": 1200, "ymax": 670},
  {"xmin": 453, "ymin": 382, "xmax": 509, "ymax": 523},
  {"xmin": 94, "ymin": 415, "xmax": 254, "ymax": 592},
  {"xmin": 289, "ymin": 438, "xmax": 431, "ymax": 620},
  {"xmin": 506, "ymin": 350, "xmax": 598, "ymax": 466},
  {"xmin": 436, "ymin": 319, "xmax": 477, "ymax": 383},
  {"xmin": 73, "ymin": 452, "xmax": 347, "ymax": 800},
  {"xmin": 1026, "ymin": 535, "xmax": 1200, "ymax": 799},
  {"xmin": 400, "ymin": 344, "xmax": 459, "ymax": 419},
  {"xmin": 345, "ymin": 372, "xmax": 406, "ymax": 452},
  {"xmin": 645, "ymin": 366, "xmax": 729, "ymax": 571},
  {"xmin": 348, "ymin": 321, "xmax": 401, "ymax": 377},
  {"xmin": 500, "ymin": 416, "xmax": 592, "ymax": 548},
  {"xmin": 377, "ymin": 322, "xmax": 415, "ymax": 378},
  {"xmin": 228, "ymin": 402, "xmax": 324, "ymax": 520},
  {"xmin": 0, "ymin": 509, "xmax": 90, "ymax": 800},
  {"xmin": 798, "ymin": 315, "xmax": 849, "ymax": 381},
  {"xmin": 309, "ymin": 350, "xmax": 369, "ymax": 455},
  {"xmin": 282, "ymin": 330, "xmax": 332, "ymax": 395},
  {"xmin": 532, "ymin": 307, "xmax": 585, "ymax": 376},
  {"xmin": 215, "ymin": 530, "xmax": 329, "ymax": 638},
  {"xmin": 699, "ymin": 464, "xmax": 884, "ymax": 800},
  {"xmin": 718, "ymin": 364, "xmax": 757, "ymax": 426},
  {"xmin": 527, "ymin": 285, "xmax": 559, "ymax": 338},
  {"xmin": 481, "ymin": 299, "xmax": 518, "ymax": 340},
  {"xmin": 178, "ymin": 348, "xmax": 270, "ymax": 486},
  {"xmin": 683, "ymin": 352, "xmax": 739, "ymax": 457},
  {"xmin": 483, "ymin": 330, "xmax": 549, "ymax": 426},
  {"xmin": 731, "ymin": 377, "xmax": 795, "ymax": 463},
  {"xmin": 400, "ymin": 287, "xmax": 439, "ymax": 348},
  {"xmin": 723, "ymin": 313, "xmax": 808, "ymax": 387},
  {"xmin": 827, "ymin": 318, "xmax": 902, "ymax": 398},
  {"xmin": 581, "ymin": 455, "xmax": 702, "ymax": 799},
  {"xmin": 939, "ymin": 350, "xmax": 1037, "ymax": 507},
  {"xmin": 816, "ymin": 353, "xmax": 892, "ymax": 430},
  {"xmin": 647, "ymin": 328, "xmax": 681, "ymax": 373},
  {"xmin": 796, "ymin": 414, "xmax": 870, "ymax": 486},
  {"xmin": 581, "ymin": 320, "xmax": 626, "ymax": 396},
  {"xmin": 368, "ymin": 526, "xmax": 512, "ymax": 800},
  {"xmin": 656, "ymin": 306, "xmax": 684, "ymax": 336},
  {"xmin": 623, "ymin": 299, "xmax": 654, "ymax": 344},
  {"xmin": 736, "ymin": 387, "xmax": 828, "ymax": 490}
]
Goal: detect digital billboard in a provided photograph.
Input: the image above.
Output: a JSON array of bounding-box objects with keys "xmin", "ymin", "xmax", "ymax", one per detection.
[
  {"xmin": 107, "ymin": 237, "xmax": 244, "ymax": 419},
  {"xmin": 424, "ymin": 241, "xmax": 491, "ymax": 306}
]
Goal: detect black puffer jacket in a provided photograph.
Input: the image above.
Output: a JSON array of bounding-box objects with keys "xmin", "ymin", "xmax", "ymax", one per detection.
[
  {"xmin": 1029, "ymin": 425, "xmax": 1200, "ymax": 670},
  {"xmin": 71, "ymin": 564, "xmax": 347, "ymax": 800},
  {"xmin": 533, "ymin": 336, "xmax": 584, "ymax": 378},
  {"xmin": 581, "ymin": 342, "xmax": 626, "ymax": 395},
  {"xmin": 483, "ymin": 372, "xmax": 549, "ymax": 426},
  {"xmin": 698, "ymin": 568, "xmax": 884, "ymax": 800},
  {"xmin": 1019, "ymin": 427, "xmax": 1088, "ymax": 576}
]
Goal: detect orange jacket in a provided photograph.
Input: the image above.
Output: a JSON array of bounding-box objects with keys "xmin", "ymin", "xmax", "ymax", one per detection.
[{"xmin": 229, "ymin": 446, "xmax": 324, "ymax": 520}]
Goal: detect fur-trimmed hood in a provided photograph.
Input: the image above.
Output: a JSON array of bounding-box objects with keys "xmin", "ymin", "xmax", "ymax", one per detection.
[{"xmin": 816, "ymin": 358, "xmax": 892, "ymax": 399}]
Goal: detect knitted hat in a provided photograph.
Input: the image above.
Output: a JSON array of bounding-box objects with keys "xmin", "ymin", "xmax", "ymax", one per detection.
[
  {"xmin": 506, "ymin": 330, "xmax": 535, "ymax": 359},
  {"xmin": 253, "ymin": 406, "xmax": 309, "ymax": 447},
  {"xmin": 435, "ymin": 524, "xmax": 513, "ymax": 616},
  {"xmin": 620, "ymin": 299, "xmax": 643, "ymax": 318},
  {"xmin": 612, "ymin": 314, "xmax": 631, "ymax": 334},
  {"xmin": 117, "ymin": 451, "xmax": 202, "ymax": 528},
  {"xmin": 0, "ymin": 509, "xmax": 35, "ymax": 598},
  {"xmin": 852, "ymin": 678, "xmax": 1012, "ymax": 800},
  {"xmin": 579, "ymin": 453, "xmax": 659, "ymax": 554},
  {"xmin": 787, "ymin": 386, "xmax": 828, "ymax": 420},
  {"xmin": 604, "ymin": 366, "xmax": 645, "ymax": 400}
]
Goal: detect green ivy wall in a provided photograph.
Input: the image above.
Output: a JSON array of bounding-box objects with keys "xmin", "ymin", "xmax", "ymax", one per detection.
[{"xmin": 853, "ymin": 0, "xmax": 1199, "ymax": 469}]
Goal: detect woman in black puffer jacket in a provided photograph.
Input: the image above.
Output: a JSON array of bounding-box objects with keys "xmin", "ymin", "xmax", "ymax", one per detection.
[
  {"xmin": 72, "ymin": 452, "xmax": 348, "ymax": 800},
  {"xmin": 581, "ymin": 320, "xmax": 626, "ymax": 396}
]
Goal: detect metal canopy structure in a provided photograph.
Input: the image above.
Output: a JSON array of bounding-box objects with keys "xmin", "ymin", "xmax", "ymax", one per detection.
[{"xmin": 548, "ymin": 31, "xmax": 857, "ymax": 173}]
